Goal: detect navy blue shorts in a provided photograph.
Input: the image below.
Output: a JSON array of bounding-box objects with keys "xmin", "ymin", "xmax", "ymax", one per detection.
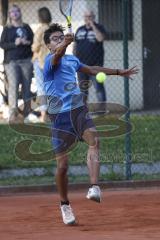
[{"xmin": 49, "ymin": 106, "xmax": 95, "ymax": 154}]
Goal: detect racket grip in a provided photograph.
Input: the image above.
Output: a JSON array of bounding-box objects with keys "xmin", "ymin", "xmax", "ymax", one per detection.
[{"xmin": 68, "ymin": 25, "xmax": 72, "ymax": 33}]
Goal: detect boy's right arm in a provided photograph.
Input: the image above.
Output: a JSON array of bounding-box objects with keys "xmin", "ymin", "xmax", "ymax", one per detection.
[{"xmin": 52, "ymin": 34, "xmax": 74, "ymax": 66}]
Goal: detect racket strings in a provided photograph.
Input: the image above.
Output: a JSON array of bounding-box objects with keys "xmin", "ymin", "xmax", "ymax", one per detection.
[{"xmin": 59, "ymin": 0, "xmax": 73, "ymax": 16}]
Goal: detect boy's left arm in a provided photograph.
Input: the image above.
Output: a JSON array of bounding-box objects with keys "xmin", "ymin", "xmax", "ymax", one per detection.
[{"xmin": 79, "ymin": 65, "xmax": 139, "ymax": 78}]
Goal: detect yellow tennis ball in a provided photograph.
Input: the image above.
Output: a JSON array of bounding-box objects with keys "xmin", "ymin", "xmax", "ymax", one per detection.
[{"xmin": 96, "ymin": 72, "xmax": 107, "ymax": 83}]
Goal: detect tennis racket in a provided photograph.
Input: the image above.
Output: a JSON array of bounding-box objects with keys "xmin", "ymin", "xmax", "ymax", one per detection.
[{"xmin": 59, "ymin": 0, "xmax": 73, "ymax": 33}]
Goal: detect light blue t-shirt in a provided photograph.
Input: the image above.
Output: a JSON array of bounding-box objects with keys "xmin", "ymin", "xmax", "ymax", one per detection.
[{"xmin": 43, "ymin": 54, "xmax": 85, "ymax": 114}]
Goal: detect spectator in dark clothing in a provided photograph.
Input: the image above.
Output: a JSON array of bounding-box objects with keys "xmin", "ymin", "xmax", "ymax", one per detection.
[
  {"xmin": 73, "ymin": 10, "xmax": 107, "ymax": 106},
  {"xmin": 0, "ymin": 4, "xmax": 33, "ymax": 122}
]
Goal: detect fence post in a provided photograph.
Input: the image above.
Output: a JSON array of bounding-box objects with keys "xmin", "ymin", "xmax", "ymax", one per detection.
[
  {"xmin": 122, "ymin": 0, "xmax": 132, "ymax": 180},
  {"xmin": 1, "ymin": 0, "xmax": 8, "ymax": 26}
]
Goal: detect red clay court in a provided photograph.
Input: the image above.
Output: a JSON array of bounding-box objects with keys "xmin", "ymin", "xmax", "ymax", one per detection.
[{"xmin": 0, "ymin": 188, "xmax": 160, "ymax": 240}]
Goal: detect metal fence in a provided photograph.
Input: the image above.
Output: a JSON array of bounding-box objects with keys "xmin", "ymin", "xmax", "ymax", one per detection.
[{"xmin": 0, "ymin": 0, "xmax": 160, "ymax": 183}]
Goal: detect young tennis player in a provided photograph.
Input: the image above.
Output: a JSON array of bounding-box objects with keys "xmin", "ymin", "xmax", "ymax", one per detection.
[{"xmin": 43, "ymin": 23, "xmax": 138, "ymax": 225}]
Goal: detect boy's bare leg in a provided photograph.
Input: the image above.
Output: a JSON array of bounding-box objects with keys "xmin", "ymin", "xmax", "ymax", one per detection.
[
  {"xmin": 56, "ymin": 152, "xmax": 76, "ymax": 225},
  {"xmin": 55, "ymin": 153, "xmax": 69, "ymax": 202},
  {"xmin": 82, "ymin": 128, "xmax": 100, "ymax": 184},
  {"xmin": 82, "ymin": 128, "xmax": 101, "ymax": 202}
]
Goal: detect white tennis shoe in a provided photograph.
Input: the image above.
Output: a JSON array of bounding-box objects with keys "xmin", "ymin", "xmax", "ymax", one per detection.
[
  {"xmin": 60, "ymin": 204, "xmax": 76, "ymax": 225},
  {"xmin": 86, "ymin": 185, "xmax": 101, "ymax": 203}
]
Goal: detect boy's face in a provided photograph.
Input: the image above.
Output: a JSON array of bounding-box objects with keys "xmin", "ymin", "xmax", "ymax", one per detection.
[{"xmin": 47, "ymin": 31, "xmax": 65, "ymax": 53}]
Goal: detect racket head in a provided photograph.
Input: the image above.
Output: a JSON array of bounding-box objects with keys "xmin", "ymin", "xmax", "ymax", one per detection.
[{"xmin": 59, "ymin": 0, "xmax": 73, "ymax": 32}]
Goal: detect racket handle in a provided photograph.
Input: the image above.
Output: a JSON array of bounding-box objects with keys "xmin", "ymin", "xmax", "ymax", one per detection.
[{"xmin": 68, "ymin": 25, "xmax": 72, "ymax": 33}]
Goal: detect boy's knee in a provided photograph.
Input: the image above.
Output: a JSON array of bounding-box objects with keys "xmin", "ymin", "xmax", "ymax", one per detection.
[{"xmin": 89, "ymin": 137, "xmax": 100, "ymax": 150}]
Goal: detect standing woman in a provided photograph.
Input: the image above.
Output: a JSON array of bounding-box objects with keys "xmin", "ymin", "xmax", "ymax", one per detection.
[
  {"xmin": 32, "ymin": 7, "xmax": 52, "ymax": 122},
  {"xmin": 0, "ymin": 4, "xmax": 34, "ymax": 122}
]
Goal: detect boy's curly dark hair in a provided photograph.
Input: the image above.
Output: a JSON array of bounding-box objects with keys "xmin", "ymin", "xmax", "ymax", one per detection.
[{"xmin": 44, "ymin": 23, "xmax": 65, "ymax": 44}]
